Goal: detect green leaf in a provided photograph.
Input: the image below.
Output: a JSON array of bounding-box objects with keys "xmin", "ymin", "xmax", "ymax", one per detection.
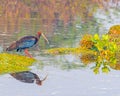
[
  {"xmin": 109, "ymin": 42, "xmax": 117, "ymax": 51},
  {"xmin": 90, "ymin": 46, "xmax": 98, "ymax": 51},
  {"xmin": 102, "ymin": 34, "xmax": 109, "ymax": 41},
  {"xmin": 94, "ymin": 34, "xmax": 100, "ymax": 40},
  {"xmin": 93, "ymin": 67, "xmax": 99, "ymax": 74},
  {"xmin": 102, "ymin": 67, "xmax": 110, "ymax": 73},
  {"xmin": 110, "ymin": 57, "xmax": 117, "ymax": 64}
]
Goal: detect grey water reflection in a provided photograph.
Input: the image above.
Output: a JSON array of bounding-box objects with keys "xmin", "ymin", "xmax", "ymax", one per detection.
[{"xmin": 10, "ymin": 71, "xmax": 47, "ymax": 86}]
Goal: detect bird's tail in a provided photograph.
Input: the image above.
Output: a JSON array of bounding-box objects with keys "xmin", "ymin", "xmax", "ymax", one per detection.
[{"xmin": 6, "ymin": 41, "xmax": 17, "ymax": 51}]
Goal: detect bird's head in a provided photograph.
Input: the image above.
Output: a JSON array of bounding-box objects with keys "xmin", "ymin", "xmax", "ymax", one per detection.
[
  {"xmin": 37, "ymin": 31, "xmax": 49, "ymax": 44},
  {"xmin": 35, "ymin": 74, "xmax": 48, "ymax": 86},
  {"xmin": 37, "ymin": 32, "xmax": 42, "ymax": 37},
  {"xmin": 36, "ymin": 79, "xmax": 42, "ymax": 85}
]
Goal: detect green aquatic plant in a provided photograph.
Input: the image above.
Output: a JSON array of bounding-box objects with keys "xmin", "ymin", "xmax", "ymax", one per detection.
[
  {"xmin": 80, "ymin": 34, "xmax": 117, "ymax": 74},
  {"xmin": 91, "ymin": 34, "xmax": 117, "ymax": 74},
  {"xmin": 0, "ymin": 53, "xmax": 36, "ymax": 74},
  {"xmin": 108, "ymin": 25, "xmax": 120, "ymax": 34},
  {"xmin": 46, "ymin": 47, "xmax": 95, "ymax": 55},
  {"xmin": 47, "ymin": 33, "xmax": 118, "ymax": 74},
  {"xmin": 107, "ymin": 25, "xmax": 120, "ymax": 70}
]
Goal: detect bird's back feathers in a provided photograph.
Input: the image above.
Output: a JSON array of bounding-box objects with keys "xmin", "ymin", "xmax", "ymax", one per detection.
[{"xmin": 6, "ymin": 36, "xmax": 38, "ymax": 51}]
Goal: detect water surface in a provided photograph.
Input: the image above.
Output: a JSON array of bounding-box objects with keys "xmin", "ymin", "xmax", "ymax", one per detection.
[{"xmin": 0, "ymin": 1, "xmax": 120, "ymax": 96}]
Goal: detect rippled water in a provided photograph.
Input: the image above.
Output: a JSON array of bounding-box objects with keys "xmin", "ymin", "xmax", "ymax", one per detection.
[
  {"xmin": 0, "ymin": 2, "xmax": 120, "ymax": 96},
  {"xmin": 1, "ymin": 66, "xmax": 120, "ymax": 96}
]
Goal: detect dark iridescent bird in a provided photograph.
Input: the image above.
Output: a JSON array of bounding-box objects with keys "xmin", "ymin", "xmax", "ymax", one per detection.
[
  {"xmin": 6, "ymin": 32, "xmax": 49, "ymax": 58},
  {"xmin": 10, "ymin": 71, "xmax": 47, "ymax": 86}
]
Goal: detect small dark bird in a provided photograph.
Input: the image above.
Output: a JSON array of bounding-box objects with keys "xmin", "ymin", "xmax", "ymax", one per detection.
[
  {"xmin": 6, "ymin": 32, "xmax": 49, "ymax": 58},
  {"xmin": 10, "ymin": 71, "xmax": 47, "ymax": 86}
]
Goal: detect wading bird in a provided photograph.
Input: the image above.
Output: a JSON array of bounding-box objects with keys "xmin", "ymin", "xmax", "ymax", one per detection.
[
  {"xmin": 6, "ymin": 32, "xmax": 49, "ymax": 58},
  {"xmin": 10, "ymin": 71, "xmax": 47, "ymax": 86}
]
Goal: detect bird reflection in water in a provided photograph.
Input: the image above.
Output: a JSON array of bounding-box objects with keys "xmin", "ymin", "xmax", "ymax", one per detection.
[
  {"xmin": 10, "ymin": 71, "xmax": 47, "ymax": 86},
  {"xmin": 6, "ymin": 32, "xmax": 48, "ymax": 85}
]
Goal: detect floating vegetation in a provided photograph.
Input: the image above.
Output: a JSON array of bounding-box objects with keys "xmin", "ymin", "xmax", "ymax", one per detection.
[
  {"xmin": 80, "ymin": 53, "xmax": 96, "ymax": 65},
  {"xmin": 80, "ymin": 34, "xmax": 94, "ymax": 49},
  {"xmin": 0, "ymin": 53, "xmax": 36, "ymax": 74},
  {"xmin": 90, "ymin": 34, "xmax": 117, "ymax": 74},
  {"xmin": 47, "ymin": 25, "xmax": 120, "ymax": 74},
  {"xmin": 46, "ymin": 47, "xmax": 95, "ymax": 55},
  {"xmin": 108, "ymin": 25, "xmax": 120, "ymax": 71},
  {"xmin": 108, "ymin": 25, "xmax": 120, "ymax": 34}
]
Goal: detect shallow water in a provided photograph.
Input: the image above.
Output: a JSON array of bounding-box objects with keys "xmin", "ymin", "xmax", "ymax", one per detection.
[
  {"xmin": 1, "ymin": 51, "xmax": 120, "ymax": 96},
  {"xmin": 1, "ymin": 66, "xmax": 120, "ymax": 96},
  {"xmin": 0, "ymin": 1, "xmax": 120, "ymax": 96}
]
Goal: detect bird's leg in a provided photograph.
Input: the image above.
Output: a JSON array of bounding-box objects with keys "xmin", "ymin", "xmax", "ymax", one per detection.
[
  {"xmin": 34, "ymin": 43, "xmax": 40, "ymax": 51},
  {"xmin": 24, "ymin": 49, "xmax": 33, "ymax": 58}
]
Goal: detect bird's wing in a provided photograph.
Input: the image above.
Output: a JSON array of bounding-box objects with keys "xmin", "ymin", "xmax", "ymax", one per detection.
[
  {"xmin": 18, "ymin": 39, "xmax": 36, "ymax": 48},
  {"xmin": 17, "ymin": 36, "xmax": 37, "ymax": 48},
  {"xmin": 6, "ymin": 41, "xmax": 17, "ymax": 51}
]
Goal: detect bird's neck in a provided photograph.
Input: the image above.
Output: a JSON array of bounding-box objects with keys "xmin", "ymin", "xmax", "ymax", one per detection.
[
  {"xmin": 34, "ymin": 74, "xmax": 42, "ymax": 85},
  {"xmin": 36, "ymin": 34, "xmax": 41, "ymax": 39}
]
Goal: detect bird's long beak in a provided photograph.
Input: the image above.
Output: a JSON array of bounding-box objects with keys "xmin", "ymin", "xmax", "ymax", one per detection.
[{"xmin": 41, "ymin": 33, "xmax": 49, "ymax": 44}]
